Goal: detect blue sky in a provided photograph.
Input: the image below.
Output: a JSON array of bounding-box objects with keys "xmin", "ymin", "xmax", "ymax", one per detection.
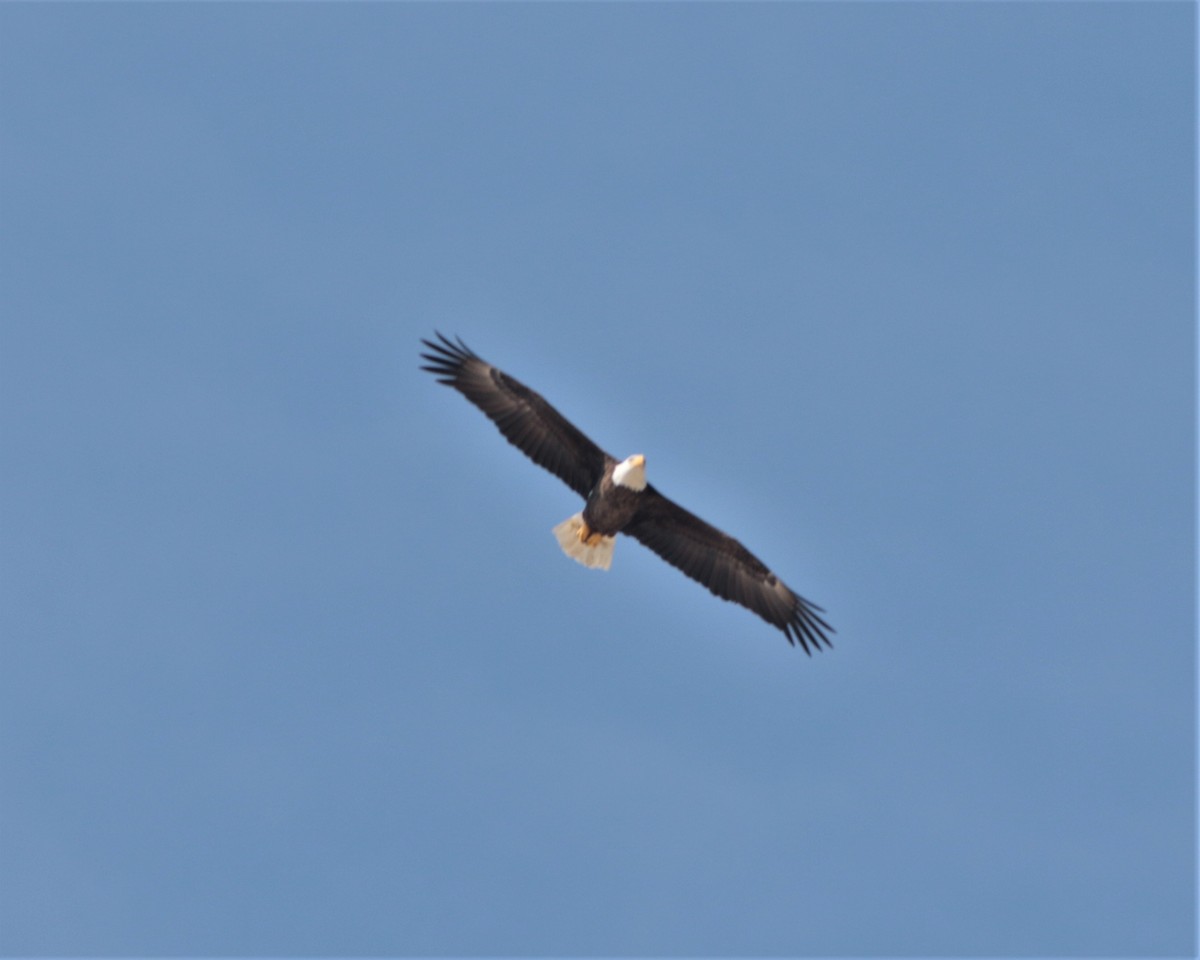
[{"xmin": 0, "ymin": 3, "xmax": 1194, "ymax": 956}]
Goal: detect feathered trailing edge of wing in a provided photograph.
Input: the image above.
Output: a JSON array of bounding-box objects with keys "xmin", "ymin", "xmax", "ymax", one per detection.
[
  {"xmin": 420, "ymin": 332, "xmax": 610, "ymax": 499},
  {"xmin": 625, "ymin": 487, "xmax": 834, "ymax": 653}
]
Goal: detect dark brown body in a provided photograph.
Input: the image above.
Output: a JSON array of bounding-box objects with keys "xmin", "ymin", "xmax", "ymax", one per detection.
[{"xmin": 581, "ymin": 459, "xmax": 642, "ymax": 536}]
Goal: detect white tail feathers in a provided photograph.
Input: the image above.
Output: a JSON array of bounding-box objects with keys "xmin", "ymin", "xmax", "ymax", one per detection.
[{"xmin": 552, "ymin": 513, "xmax": 615, "ymax": 571}]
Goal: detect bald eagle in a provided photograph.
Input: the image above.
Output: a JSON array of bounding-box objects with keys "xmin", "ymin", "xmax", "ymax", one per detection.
[{"xmin": 420, "ymin": 333, "xmax": 833, "ymax": 653}]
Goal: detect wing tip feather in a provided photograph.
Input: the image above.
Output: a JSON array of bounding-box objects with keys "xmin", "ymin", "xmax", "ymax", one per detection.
[
  {"xmin": 420, "ymin": 333, "xmax": 481, "ymax": 383},
  {"xmin": 785, "ymin": 599, "xmax": 834, "ymax": 655}
]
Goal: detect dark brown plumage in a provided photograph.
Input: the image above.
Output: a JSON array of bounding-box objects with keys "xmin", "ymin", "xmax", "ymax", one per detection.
[{"xmin": 420, "ymin": 332, "xmax": 833, "ymax": 653}]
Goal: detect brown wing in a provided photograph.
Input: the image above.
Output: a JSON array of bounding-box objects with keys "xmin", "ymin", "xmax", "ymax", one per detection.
[
  {"xmin": 625, "ymin": 486, "xmax": 833, "ymax": 653},
  {"xmin": 420, "ymin": 333, "xmax": 609, "ymax": 499}
]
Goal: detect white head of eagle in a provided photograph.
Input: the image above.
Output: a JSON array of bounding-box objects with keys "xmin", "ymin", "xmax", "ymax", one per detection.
[{"xmin": 612, "ymin": 453, "xmax": 647, "ymax": 491}]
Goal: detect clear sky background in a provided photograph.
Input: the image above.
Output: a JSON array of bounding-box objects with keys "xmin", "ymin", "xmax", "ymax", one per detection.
[{"xmin": 0, "ymin": 4, "xmax": 1194, "ymax": 956}]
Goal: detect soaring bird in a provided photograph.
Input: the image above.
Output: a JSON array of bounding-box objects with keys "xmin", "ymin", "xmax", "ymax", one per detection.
[{"xmin": 420, "ymin": 333, "xmax": 833, "ymax": 652}]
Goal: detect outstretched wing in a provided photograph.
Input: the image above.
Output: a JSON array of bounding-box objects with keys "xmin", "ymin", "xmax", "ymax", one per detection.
[
  {"xmin": 420, "ymin": 333, "xmax": 610, "ymax": 499},
  {"xmin": 625, "ymin": 486, "xmax": 834, "ymax": 653}
]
